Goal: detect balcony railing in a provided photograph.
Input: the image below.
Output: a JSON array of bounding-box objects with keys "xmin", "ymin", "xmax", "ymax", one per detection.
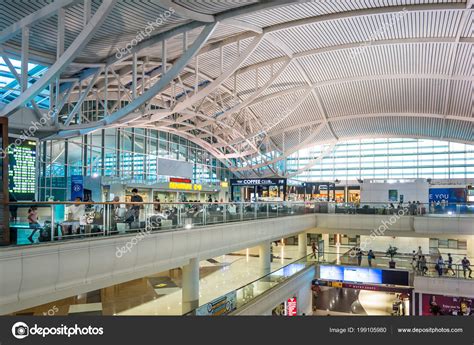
[{"xmin": 3, "ymin": 201, "xmax": 473, "ymax": 247}]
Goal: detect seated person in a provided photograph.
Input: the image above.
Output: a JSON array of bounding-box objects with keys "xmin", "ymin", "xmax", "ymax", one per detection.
[
  {"xmin": 61, "ymin": 197, "xmax": 85, "ymax": 236},
  {"xmin": 27, "ymin": 206, "xmax": 41, "ymax": 243}
]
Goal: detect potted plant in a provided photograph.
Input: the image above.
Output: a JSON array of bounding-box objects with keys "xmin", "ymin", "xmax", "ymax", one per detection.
[{"xmin": 386, "ymin": 245, "xmax": 398, "ymax": 269}]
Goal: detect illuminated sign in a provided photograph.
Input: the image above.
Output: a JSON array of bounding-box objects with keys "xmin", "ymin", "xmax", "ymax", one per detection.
[
  {"xmin": 286, "ymin": 297, "xmax": 297, "ymax": 316},
  {"xmin": 319, "ymin": 265, "xmax": 409, "ymax": 286},
  {"xmin": 170, "ymin": 177, "xmax": 192, "ymax": 184},
  {"xmin": 8, "ymin": 139, "xmax": 36, "ymax": 200},
  {"xmin": 319, "ymin": 265, "xmax": 382, "ymax": 284},
  {"xmin": 230, "ymin": 178, "xmax": 287, "ymax": 186},
  {"xmin": 220, "ymin": 181, "xmax": 229, "ymax": 188},
  {"xmin": 169, "ymin": 182, "xmax": 202, "ymax": 191}
]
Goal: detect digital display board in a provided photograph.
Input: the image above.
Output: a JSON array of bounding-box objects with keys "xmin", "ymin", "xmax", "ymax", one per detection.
[
  {"xmin": 343, "ymin": 267, "xmax": 382, "ymax": 284},
  {"xmin": 8, "ymin": 139, "xmax": 36, "ymax": 200},
  {"xmin": 319, "ymin": 265, "xmax": 344, "ymax": 281},
  {"xmin": 319, "ymin": 265, "xmax": 409, "ymax": 286}
]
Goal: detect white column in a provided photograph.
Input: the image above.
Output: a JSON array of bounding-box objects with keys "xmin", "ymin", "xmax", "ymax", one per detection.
[
  {"xmin": 298, "ymin": 232, "xmax": 307, "ymax": 258},
  {"xmin": 182, "ymin": 258, "xmax": 199, "ymax": 314},
  {"xmin": 322, "ymin": 233, "xmax": 329, "ymax": 251},
  {"xmin": 258, "ymin": 242, "xmax": 271, "ymax": 276}
]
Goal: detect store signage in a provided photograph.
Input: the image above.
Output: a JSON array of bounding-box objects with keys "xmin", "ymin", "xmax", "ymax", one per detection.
[
  {"xmin": 70, "ymin": 175, "xmax": 84, "ymax": 201},
  {"xmin": 220, "ymin": 181, "xmax": 229, "ymax": 188},
  {"xmin": 170, "ymin": 177, "xmax": 192, "ymax": 184},
  {"xmin": 286, "ymin": 297, "xmax": 297, "ymax": 316},
  {"xmin": 169, "ymin": 181, "xmax": 202, "ymax": 191},
  {"xmin": 230, "ymin": 178, "xmax": 287, "ymax": 186},
  {"xmin": 195, "ymin": 291, "xmax": 236, "ymax": 316}
]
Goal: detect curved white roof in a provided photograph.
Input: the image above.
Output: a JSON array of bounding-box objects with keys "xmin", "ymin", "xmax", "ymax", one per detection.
[{"xmin": 0, "ymin": 0, "xmax": 472, "ymax": 174}]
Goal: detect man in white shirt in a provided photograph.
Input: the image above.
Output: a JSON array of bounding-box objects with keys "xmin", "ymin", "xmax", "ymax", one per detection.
[{"xmin": 61, "ymin": 197, "xmax": 85, "ymax": 236}]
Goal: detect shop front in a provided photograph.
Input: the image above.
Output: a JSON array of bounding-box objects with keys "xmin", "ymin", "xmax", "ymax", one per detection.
[
  {"xmin": 230, "ymin": 178, "xmax": 287, "ymax": 202},
  {"xmin": 312, "ymin": 265, "xmax": 412, "ymax": 316}
]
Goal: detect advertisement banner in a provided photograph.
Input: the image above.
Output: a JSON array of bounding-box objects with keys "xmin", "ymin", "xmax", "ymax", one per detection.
[
  {"xmin": 70, "ymin": 175, "xmax": 84, "ymax": 201},
  {"xmin": 422, "ymin": 294, "xmax": 473, "ymax": 316},
  {"xmin": 195, "ymin": 291, "xmax": 236, "ymax": 316},
  {"xmin": 428, "ymin": 188, "xmax": 466, "ymax": 203}
]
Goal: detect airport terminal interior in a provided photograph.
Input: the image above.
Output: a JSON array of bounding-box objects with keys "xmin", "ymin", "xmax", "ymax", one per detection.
[{"xmin": 0, "ymin": 0, "xmax": 472, "ymax": 318}]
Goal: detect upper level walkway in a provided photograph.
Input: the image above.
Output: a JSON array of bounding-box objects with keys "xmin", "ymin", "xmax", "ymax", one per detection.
[
  {"xmin": 1, "ymin": 201, "xmax": 472, "ymax": 314},
  {"xmin": 4, "ymin": 201, "xmax": 474, "ymax": 247}
]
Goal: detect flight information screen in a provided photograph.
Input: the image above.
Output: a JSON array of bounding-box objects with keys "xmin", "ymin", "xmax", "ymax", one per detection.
[{"xmin": 8, "ymin": 139, "xmax": 36, "ymax": 200}]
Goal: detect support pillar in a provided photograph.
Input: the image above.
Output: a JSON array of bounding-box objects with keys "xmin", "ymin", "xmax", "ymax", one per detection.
[
  {"xmin": 182, "ymin": 258, "xmax": 199, "ymax": 314},
  {"xmin": 258, "ymin": 242, "xmax": 271, "ymax": 277},
  {"xmin": 298, "ymin": 232, "xmax": 307, "ymax": 258},
  {"xmin": 467, "ymin": 236, "xmax": 474, "ymax": 259}
]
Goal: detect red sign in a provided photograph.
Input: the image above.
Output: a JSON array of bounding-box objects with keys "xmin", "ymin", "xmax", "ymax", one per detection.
[
  {"xmin": 286, "ymin": 297, "xmax": 297, "ymax": 316},
  {"xmin": 170, "ymin": 177, "xmax": 192, "ymax": 184}
]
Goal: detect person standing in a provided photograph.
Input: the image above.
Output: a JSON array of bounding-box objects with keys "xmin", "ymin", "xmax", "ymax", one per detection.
[
  {"xmin": 411, "ymin": 250, "xmax": 417, "ymax": 270},
  {"xmin": 154, "ymin": 198, "xmax": 161, "ymax": 212},
  {"xmin": 356, "ymin": 248, "xmax": 363, "ymax": 266},
  {"xmin": 130, "ymin": 188, "xmax": 143, "ymax": 222},
  {"xmin": 367, "ymin": 250, "xmax": 375, "ymax": 267},
  {"xmin": 436, "ymin": 255, "xmax": 444, "ymax": 277},
  {"xmin": 461, "ymin": 257, "xmax": 472, "ymax": 279}
]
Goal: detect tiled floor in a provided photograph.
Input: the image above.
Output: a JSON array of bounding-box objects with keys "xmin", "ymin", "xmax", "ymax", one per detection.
[{"xmin": 118, "ymin": 245, "xmax": 305, "ymax": 315}]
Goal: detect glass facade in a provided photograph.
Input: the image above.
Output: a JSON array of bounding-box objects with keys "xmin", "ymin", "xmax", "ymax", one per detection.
[
  {"xmin": 286, "ymin": 138, "xmax": 474, "ymax": 182},
  {"xmin": 38, "ymin": 128, "xmax": 233, "ymax": 201}
]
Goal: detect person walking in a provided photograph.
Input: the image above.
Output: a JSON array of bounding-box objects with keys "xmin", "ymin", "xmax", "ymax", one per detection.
[
  {"xmin": 436, "ymin": 255, "xmax": 444, "ymax": 277},
  {"xmin": 367, "ymin": 250, "xmax": 375, "ymax": 267},
  {"xmin": 420, "ymin": 255, "xmax": 428, "ymax": 275},
  {"xmin": 311, "ymin": 241, "xmax": 317, "ymax": 259},
  {"xmin": 461, "ymin": 257, "xmax": 472, "ymax": 279},
  {"xmin": 447, "ymin": 253, "xmax": 455, "ymax": 276}
]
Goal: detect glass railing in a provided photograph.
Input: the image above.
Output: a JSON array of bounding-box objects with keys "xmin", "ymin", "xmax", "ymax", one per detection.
[
  {"xmin": 5, "ymin": 201, "xmax": 321, "ymax": 246},
  {"xmin": 332, "ymin": 202, "xmax": 474, "ymax": 216},
  {"xmin": 414, "ymin": 261, "xmax": 473, "ymax": 280},
  {"xmin": 186, "ymin": 249, "xmax": 420, "ymax": 316},
  {"xmin": 186, "ymin": 252, "xmax": 316, "ymax": 316},
  {"xmin": 4, "ymin": 200, "xmax": 473, "ymax": 247}
]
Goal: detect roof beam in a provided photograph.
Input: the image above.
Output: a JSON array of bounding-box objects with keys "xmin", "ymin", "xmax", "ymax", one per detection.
[{"xmin": 0, "ymin": 0, "xmax": 118, "ymax": 117}]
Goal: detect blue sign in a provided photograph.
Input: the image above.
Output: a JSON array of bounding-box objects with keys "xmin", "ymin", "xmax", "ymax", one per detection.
[
  {"xmin": 429, "ymin": 188, "xmax": 466, "ymax": 203},
  {"xmin": 71, "ymin": 175, "xmax": 84, "ymax": 201}
]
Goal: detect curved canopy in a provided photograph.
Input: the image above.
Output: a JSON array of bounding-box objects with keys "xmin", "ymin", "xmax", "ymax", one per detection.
[{"xmin": 0, "ymin": 0, "xmax": 473, "ymax": 175}]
